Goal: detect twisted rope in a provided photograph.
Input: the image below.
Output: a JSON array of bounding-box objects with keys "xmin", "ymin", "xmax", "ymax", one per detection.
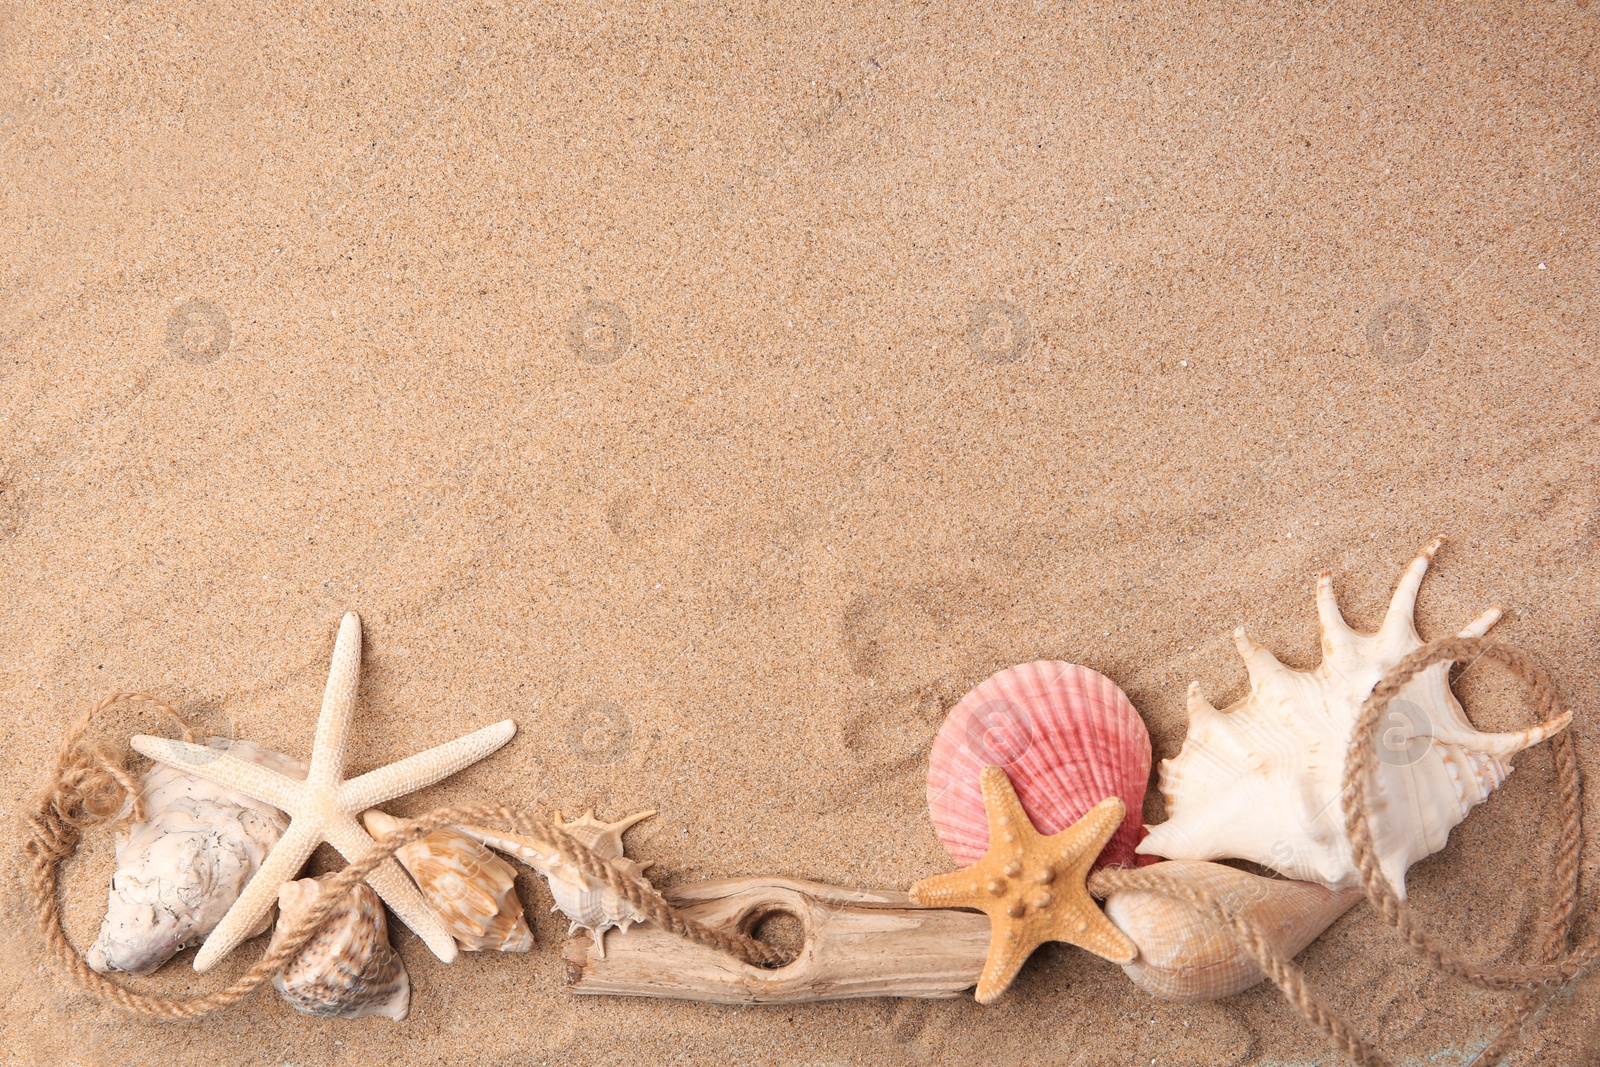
[
  {"xmin": 1093, "ymin": 635, "xmax": 1594, "ymax": 1067},
  {"xmin": 23, "ymin": 694, "xmax": 788, "ymax": 1020},
  {"xmin": 25, "ymin": 638, "xmax": 1597, "ymax": 1056}
]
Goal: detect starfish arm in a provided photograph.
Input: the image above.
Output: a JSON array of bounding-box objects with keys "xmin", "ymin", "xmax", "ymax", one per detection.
[
  {"xmin": 192, "ymin": 818, "xmax": 321, "ymax": 972},
  {"xmin": 308, "ymin": 612, "xmax": 362, "ymax": 786},
  {"xmin": 455, "ymin": 823, "xmax": 556, "ymax": 871},
  {"xmin": 129, "ymin": 736, "xmax": 304, "ymax": 814},
  {"xmin": 978, "ymin": 766, "xmax": 1035, "ymax": 846},
  {"xmin": 324, "ymin": 814, "xmax": 459, "ymax": 963},
  {"xmin": 1060, "ymin": 905, "xmax": 1137, "ymax": 963},
  {"xmin": 1059, "ymin": 796, "xmax": 1127, "ymax": 874},
  {"xmin": 974, "ymin": 934, "xmax": 1038, "ymax": 1005},
  {"xmin": 337, "ymin": 719, "xmax": 517, "ymax": 811},
  {"xmin": 909, "ymin": 869, "xmax": 986, "ymax": 909}
]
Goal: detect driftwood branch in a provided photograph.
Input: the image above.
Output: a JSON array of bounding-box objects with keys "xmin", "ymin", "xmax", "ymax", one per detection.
[{"xmin": 562, "ymin": 876, "xmax": 988, "ymax": 1003}]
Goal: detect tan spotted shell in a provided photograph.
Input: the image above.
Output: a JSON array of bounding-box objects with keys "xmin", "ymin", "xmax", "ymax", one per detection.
[{"xmin": 269, "ymin": 874, "xmax": 410, "ymax": 1021}]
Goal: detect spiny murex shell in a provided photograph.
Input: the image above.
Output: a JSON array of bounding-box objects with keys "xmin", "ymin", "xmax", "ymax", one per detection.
[
  {"xmin": 1137, "ymin": 538, "xmax": 1571, "ymax": 896},
  {"xmin": 1103, "ymin": 861, "xmax": 1361, "ymax": 1002},
  {"xmin": 269, "ymin": 874, "xmax": 410, "ymax": 1021},
  {"xmin": 459, "ymin": 809, "xmax": 655, "ymax": 958},
  {"xmin": 362, "ymin": 810, "xmax": 533, "ymax": 952},
  {"xmin": 86, "ymin": 737, "xmax": 308, "ymax": 975}
]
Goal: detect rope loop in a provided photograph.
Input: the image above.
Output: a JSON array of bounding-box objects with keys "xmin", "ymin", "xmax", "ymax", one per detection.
[
  {"xmin": 24, "ymin": 700, "xmax": 788, "ymax": 1020},
  {"xmin": 25, "ymin": 639, "xmax": 1594, "ymax": 1063},
  {"xmin": 1092, "ymin": 636, "xmax": 1594, "ymax": 1067}
]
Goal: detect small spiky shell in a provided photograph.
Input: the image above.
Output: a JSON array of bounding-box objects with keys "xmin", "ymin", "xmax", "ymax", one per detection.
[
  {"xmin": 86, "ymin": 738, "xmax": 307, "ymax": 976},
  {"xmin": 928, "ymin": 662, "xmax": 1157, "ymax": 870},
  {"xmin": 1137, "ymin": 539, "xmax": 1572, "ymax": 896},
  {"xmin": 269, "ymin": 874, "xmax": 410, "ymax": 1022},
  {"xmin": 1103, "ymin": 861, "xmax": 1361, "ymax": 1001},
  {"xmin": 458, "ymin": 809, "xmax": 656, "ymax": 958},
  {"xmin": 362, "ymin": 810, "xmax": 533, "ymax": 952}
]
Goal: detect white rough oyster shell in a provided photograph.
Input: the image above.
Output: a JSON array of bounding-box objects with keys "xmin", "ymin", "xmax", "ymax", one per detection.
[{"xmin": 86, "ymin": 736, "xmax": 307, "ymax": 975}]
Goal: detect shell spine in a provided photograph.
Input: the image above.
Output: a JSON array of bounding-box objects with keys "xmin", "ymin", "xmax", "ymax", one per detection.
[
  {"xmin": 459, "ymin": 809, "xmax": 656, "ymax": 958},
  {"xmin": 1137, "ymin": 539, "xmax": 1571, "ymax": 896}
]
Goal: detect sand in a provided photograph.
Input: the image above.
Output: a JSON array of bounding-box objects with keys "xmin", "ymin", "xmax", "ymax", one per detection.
[{"xmin": 2, "ymin": 1, "xmax": 1597, "ymax": 1064}]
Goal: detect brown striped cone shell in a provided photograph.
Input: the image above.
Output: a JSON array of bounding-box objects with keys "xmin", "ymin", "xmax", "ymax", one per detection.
[
  {"xmin": 86, "ymin": 738, "xmax": 308, "ymax": 976},
  {"xmin": 927, "ymin": 662, "xmax": 1158, "ymax": 870},
  {"xmin": 269, "ymin": 874, "xmax": 410, "ymax": 1021},
  {"xmin": 362, "ymin": 811, "xmax": 533, "ymax": 953},
  {"xmin": 1102, "ymin": 860, "xmax": 1362, "ymax": 1002}
]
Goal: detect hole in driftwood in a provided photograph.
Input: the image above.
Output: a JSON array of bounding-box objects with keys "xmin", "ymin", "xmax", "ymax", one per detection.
[{"xmin": 743, "ymin": 906, "xmax": 805, "ymax": 966}]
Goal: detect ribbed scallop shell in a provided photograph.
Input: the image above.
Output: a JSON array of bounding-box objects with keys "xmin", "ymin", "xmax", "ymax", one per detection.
[
  {"xmin": 86, "ymin": 737, "xmax": 308, "ymax": 976},
  {"xmin": 362, "ymin": 810, "xmax": 533, "ymax": 952},
  {"xmin": 269, "ymin": 874, "xmax": 410, "ymax": 1021},
  {"xmin": 928, "ymin": 662, "xmax": 1157, "ymax": 870},
  {"xmin": 458, "ymin": 809, "xmax": 655, "ymax": 959},
  {"xmin": 1103, "ymin": 861, "xmax": 1361, "ymax": 1001}
]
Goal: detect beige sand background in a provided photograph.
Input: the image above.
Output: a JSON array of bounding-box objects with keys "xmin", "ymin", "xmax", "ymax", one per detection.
[{"xmin": 2, "ymin": 2, "xmax": 1597, "ymax": 1064}]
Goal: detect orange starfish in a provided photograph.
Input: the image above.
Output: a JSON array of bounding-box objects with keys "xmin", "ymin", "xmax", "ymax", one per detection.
[{"xmin": 911, "ymin": 766, "xmax": 1136, "ymax": 1003}]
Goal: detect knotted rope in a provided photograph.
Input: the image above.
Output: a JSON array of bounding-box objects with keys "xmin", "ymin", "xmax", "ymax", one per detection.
[
  {"xmin": 23, "ymin": 693, "xmax": 788, "ymax": 1021},
  {"xmin": 1091, "ymin": 635, "xmax": 1595, "ymax": 1067}
]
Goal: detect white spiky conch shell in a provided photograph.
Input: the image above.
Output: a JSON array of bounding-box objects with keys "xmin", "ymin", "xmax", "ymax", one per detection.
[
  {"xmin": 1137, "ymin": 539, "xmax": 1572, "ymax": 896},
  {"xmin": 362, "ymin": 810, "xmax": 534, "ymax": 953},
  {"xmin": 269, "ymin": 874, "xmax": 410, "ymax": 1022},
  {"xmin": 1102, "ymin": 861, "xmax": 1362, "ymax": 1001},
  {"xmin": 86, "ymin": 737, "xmax": 308, "ymax": 976},
  {"xmin": 458, "ymin": 809, "xmax": 656, "ymax": 958}
]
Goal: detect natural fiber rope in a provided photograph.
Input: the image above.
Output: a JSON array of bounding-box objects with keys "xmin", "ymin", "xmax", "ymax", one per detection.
[
  {"xmin": 25, "ymin": 639, "xmax": 1597, "ymax": 1054},
  {"xmin": 1092, "ymin": 635, "xmax": 1595, "ymax": 1067},
  {"xmin": 23, "ymin": 695, "xmax": 788, "ymax": 1020}
]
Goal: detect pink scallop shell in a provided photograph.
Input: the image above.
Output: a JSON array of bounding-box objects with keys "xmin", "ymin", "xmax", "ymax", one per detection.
[{"xmin": 927, "ymin": 661, "xmax": 1158, "ymax": 870}]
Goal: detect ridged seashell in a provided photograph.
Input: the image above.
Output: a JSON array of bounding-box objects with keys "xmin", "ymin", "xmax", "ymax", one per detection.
[
  {"xmin": 362, "ymin": 810, "xmax": 533, "ymax": 952},
  {"xmin": 269, "ymin": 874, "xmax": 410, "ymax": 1021},
  {"xmin": 86, "ymin": 737, "xmax": 308, "ymax": 975},
  {"xmin": 1103, "ymin": 861, "xmax": 1362, "ymax": 1001},
  {"xmin": 459, "ymin": 809, "xmax": 656, "ymax": 958},
  {"xmin": 1137, "ymin": 539, "xmax": 1572, "ymax": 896},
  {"xmin": 927, "ymin": 662, "xmax": 1157, "ymax": 870}
]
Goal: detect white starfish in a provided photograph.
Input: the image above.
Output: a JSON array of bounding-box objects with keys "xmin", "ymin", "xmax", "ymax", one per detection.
[{"xmin": 130, "ymin": 612, "xmax": 516, "ymax": 972}]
